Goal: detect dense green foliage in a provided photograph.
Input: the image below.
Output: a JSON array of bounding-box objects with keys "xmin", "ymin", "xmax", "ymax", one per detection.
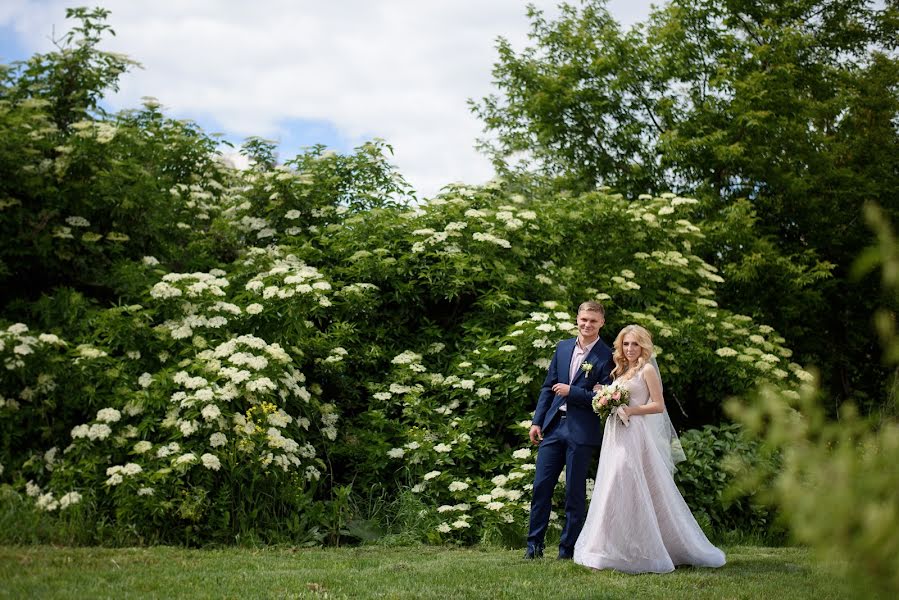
[
  {"xmin": 472, "ymin": 0, "xmax": 899, "ymax": 412},
  {"xmin": 729, "ymin": 203, "xmax": 899, "ymax": 598},
  {"xmin": 676, "ymin": 423, "xmax": 780, "ymax": 538},
  {"xmin": 0, "ymin": 8, "xmax": 804, "ymax": 546}
]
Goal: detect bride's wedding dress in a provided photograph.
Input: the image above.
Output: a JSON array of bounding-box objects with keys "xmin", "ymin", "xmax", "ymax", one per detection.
[{"xmin": 573, "ymin": 365, "xmax": 726, "ymax": 573}]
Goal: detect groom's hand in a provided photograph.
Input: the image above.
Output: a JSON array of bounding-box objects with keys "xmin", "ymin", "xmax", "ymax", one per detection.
[
  {"xmin": 529, "ymin": 425, "xmax": 543, "ymax": 445},
  {"xmin": 551, "ymin": 383, "xmax": 571, "ymax": 397}
]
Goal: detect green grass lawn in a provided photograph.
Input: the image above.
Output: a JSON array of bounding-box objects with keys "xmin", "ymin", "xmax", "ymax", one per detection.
[{"xmin": 0, "ymin": 544, "xmax": 850, "ymax": 600}]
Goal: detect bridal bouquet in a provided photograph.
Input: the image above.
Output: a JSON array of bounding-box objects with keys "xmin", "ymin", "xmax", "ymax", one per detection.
[{"xmin": 592, "ymin": 382, "xmax": 630, "ymax": 426}]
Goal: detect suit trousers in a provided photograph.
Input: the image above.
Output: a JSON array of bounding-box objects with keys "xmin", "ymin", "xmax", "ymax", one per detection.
[{"xmin": 526, "ymin": 414, "xmax": 596, "ymax": 552}]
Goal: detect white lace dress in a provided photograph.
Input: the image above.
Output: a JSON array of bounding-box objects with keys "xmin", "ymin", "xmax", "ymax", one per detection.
[{"xmin": 573, "ymin": 366, "xmax": 726, "ymax": 574}]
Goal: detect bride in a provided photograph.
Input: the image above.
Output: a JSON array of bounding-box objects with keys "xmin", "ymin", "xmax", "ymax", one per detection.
[{"xmin": 573, "ymin": 324, "xmax": 726, "ymax": 574}]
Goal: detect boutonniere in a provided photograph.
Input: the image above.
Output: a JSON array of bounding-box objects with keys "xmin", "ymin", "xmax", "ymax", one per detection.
[{"xmin": 580, "ymin": 362, "xmax": 593, "ymax": 376}]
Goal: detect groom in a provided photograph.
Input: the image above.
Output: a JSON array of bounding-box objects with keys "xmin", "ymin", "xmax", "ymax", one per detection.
[{"xmin": 524, "ymin": 300, "xmax": 613, "ymax": 559}]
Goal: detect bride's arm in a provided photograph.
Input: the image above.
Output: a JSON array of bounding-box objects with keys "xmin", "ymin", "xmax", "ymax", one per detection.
[{"xmin": 624, "ymin": 367, "xmax": 665, "ymax": 416}]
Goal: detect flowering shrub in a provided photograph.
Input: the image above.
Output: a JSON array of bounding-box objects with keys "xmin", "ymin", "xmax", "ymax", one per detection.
[
  {"xmin": 0, "ymin": 171, "xmax": 812, "ymax": 543},
  {"xmin": 0, "ymin": 9, "xmax": 812, "ymax": 545}
]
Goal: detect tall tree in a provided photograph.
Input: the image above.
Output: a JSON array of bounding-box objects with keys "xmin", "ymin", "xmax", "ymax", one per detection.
[{"xmin": 472, "ymin": 0, "xmax": 899, "ymax": 410}]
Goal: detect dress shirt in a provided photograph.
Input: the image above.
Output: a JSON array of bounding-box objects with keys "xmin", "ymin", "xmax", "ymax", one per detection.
[{"xmin": 560, "ymin": 337, "xmax": 599, "ymax": 412}]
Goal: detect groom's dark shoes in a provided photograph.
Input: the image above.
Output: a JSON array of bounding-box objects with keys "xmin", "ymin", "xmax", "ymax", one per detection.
[
  {"xmin": 523, "ymin": 542, "xmax": 544, "ymax": 560},
  {"xmin": 557, "ymin": 545, "xmax": 574, "ymax": 560}
]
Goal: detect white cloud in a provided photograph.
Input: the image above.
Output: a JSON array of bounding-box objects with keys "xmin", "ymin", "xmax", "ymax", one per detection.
[{"xmin": 3, "ymin": 0, "xmax": 655, "ymax": 197}]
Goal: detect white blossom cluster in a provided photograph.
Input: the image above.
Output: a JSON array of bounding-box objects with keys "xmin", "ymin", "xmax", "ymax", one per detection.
[
  {"xmin": 0, "ymin": 323, "xmax": 67, "ymax": 370},
  {"xmin": 155, "ymin": 336, "xmax": 297, "ymax": 448},
  {"xmin": 167, "ymin": 178, "xmax": 237, "ymax": 227},
  {"xmin": 71, "ymin": 422, "xmax": 112, "ymax": 441},
  {"xmin": 75, "ymin": 344, "xmax": 108, "ymax": 361},
  {"xmin": 150, "ymin": 270, "xmax": 230, "ymax": 302},
  {"xmin": 472, "ymin": 231, "xmax": 512, "ymax": 249},
  {"xmin": 620, "ymin": 310, "xmax": 672, "ymax": 339},
  {"xmin": 323, "ymin": 346, "xmax": 348, "ymax": 365},
  {"xmin": 230, "ymin": 405, "xmax": 318, "ymax": 475},
  {"xmin": 105, "ymin": 462, "xmax": 142, "ymax": 486},
  {"xmin": 70, "ymin": 119, "xmax": 117, "ymax": 144},
  {"xmin": 338, "ymin": 282, "xmax": 379, "ymax": 297},
  {"xmin": 244, "ymin": 255, "xmax": 332, "ymax": 303},
  {"xmin": 390, "ymin": 350, "xmax": 426, "ymax": 373},
  {"xmin": 666, "ymin": 312, "xmax": 807, "ymax": 381},
  {"xmin": 409, "ymin": 222, "xmax": 467, "ymax": 254},
  {"xmin": 26, "ymin": 478, "xmax": 81, "ymax": 512},
  {"xmin": 430, "ymin": 444, "xmax": 538, "ymax": 536}
]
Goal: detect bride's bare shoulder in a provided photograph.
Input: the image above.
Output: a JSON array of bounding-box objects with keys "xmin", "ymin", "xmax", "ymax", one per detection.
[{"xmin": 642, "ymin": 363, "xmax": 661, "ymax": 382}]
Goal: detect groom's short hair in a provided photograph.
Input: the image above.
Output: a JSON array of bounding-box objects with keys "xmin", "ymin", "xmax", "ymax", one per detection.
[{"xmin": 578, "ymin": 300, "xmax": 605, "ymax": 316}]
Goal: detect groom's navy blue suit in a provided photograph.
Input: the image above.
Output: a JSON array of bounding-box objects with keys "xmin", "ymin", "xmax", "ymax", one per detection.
[{"xmin": 527, "ymin": 336, "xmax": 613, "ymax": 557}]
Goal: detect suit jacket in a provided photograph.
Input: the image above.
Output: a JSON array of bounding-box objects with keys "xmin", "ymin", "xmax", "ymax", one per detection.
[{"xmin": 532, "ymin": 337, "xmax": 614, "ymax": 446}]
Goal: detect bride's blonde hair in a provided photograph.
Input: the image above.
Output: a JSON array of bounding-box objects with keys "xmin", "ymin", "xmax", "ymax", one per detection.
[{"xmin": 611, "ymin": 324, "xmax": 654, "ymax": 381}]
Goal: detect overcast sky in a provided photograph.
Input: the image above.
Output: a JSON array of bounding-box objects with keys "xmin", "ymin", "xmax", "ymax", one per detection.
[{"xmin": 1, "ymin": 1, "xmax": 657, "ymax": 197}]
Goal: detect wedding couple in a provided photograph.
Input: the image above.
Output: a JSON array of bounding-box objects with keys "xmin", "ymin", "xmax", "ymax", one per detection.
[{"xmin": 524, "ymin": 301, "xmax": 726, "ymax": 574}]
